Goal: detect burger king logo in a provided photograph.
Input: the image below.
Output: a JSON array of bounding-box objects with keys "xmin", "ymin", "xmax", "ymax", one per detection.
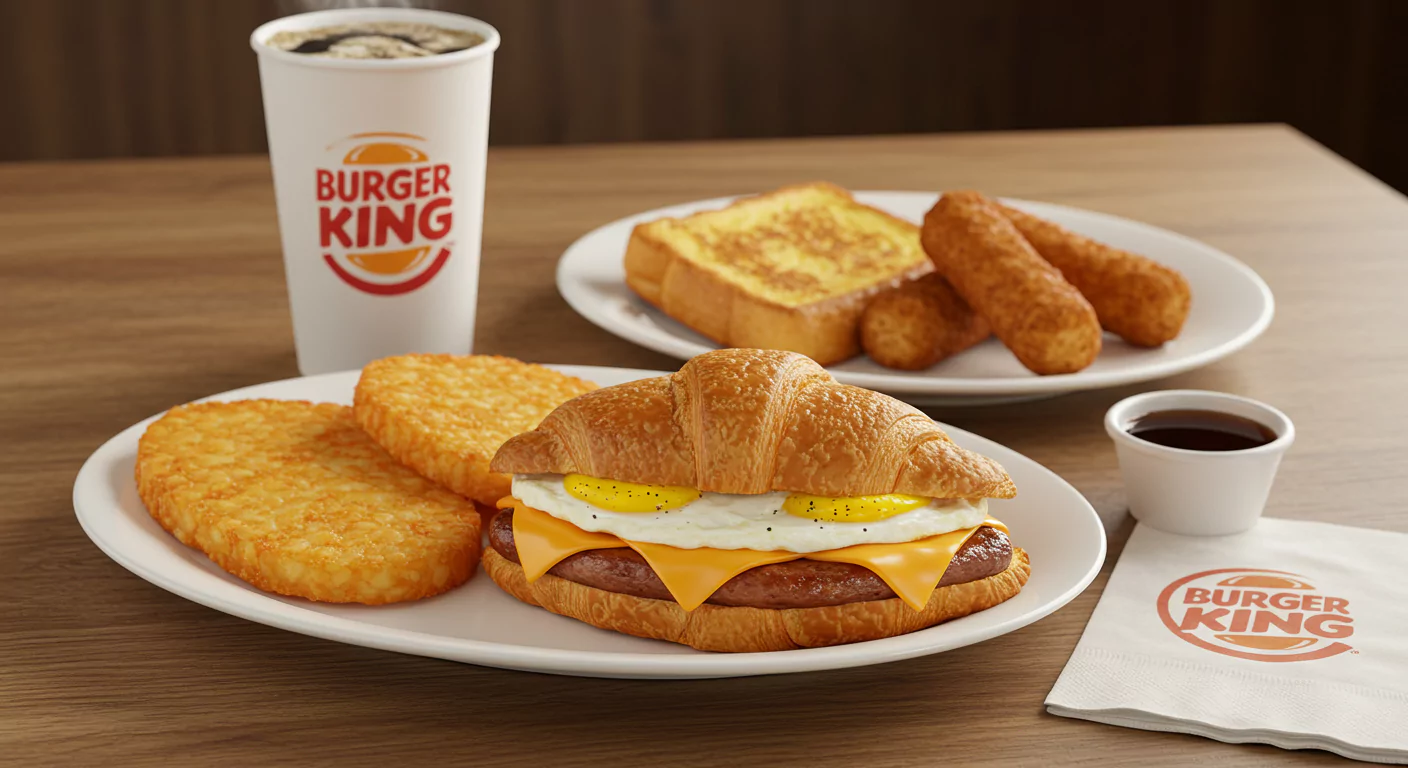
[
  {"xmin": 1157, "ymin": 568, "xmax": 1354, "ymax": 662},
  {"xmin": 316, "ymin": 132, "xmax": 452, "ymax": 295}
]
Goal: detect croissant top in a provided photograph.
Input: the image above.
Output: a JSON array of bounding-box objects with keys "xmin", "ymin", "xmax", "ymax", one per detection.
[{"xmin": 490, "ymin": 349, "xmax": 1017, "ymax": 499}]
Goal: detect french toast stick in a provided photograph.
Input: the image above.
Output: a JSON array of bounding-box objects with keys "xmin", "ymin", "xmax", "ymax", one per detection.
[
  {"xmin": 860, "ymin": 273, "xmax": 990, "ymax": 370},
  {"xmin": 922, "ymin": 191, "xmax": 1101, "ymax": 375},
  {"xmin": 998, "ymin": 204, "xmax": 1191, "ymax": 347}
]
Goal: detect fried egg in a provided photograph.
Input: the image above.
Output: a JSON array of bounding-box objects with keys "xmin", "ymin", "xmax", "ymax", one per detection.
[{"xmin": 510, "ymin": 473, "xmax": 987, "ymax": 553}]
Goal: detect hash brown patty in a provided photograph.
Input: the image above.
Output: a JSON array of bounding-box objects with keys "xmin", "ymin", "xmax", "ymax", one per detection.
[
  {"xmin": 136, "ymin": 400, "xmax": 481, "ymax": 604},
  {"xmin": 353, "ymin": 354, "xmax": 597, "ymax": 505}
]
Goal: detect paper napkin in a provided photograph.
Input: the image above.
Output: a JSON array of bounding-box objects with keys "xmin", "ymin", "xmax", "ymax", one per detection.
[{"xmin": 1046, "ymin": 518, "xmax": 1408, "ymax": 764}]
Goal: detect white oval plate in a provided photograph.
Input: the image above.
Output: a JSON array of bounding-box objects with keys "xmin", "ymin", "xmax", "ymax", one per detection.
[
  {"xmin": 74, "ymin": 365, "xmax": 1105, "ymax": 679},
  {"xmin": 557, "ymin": 192, "xmax": 1273, "ymax": 402}
]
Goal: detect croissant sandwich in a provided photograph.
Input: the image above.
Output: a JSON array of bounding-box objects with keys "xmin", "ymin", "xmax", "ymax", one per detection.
[{"xmin": 486, "ymin": 348, "xmax": 1028, "ymax": 652}]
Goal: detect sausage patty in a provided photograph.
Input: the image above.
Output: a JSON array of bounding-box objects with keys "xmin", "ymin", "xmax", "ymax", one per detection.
[{"xmin": 488, "ymin": 508, "xmax": 1012, "ymax": 609}]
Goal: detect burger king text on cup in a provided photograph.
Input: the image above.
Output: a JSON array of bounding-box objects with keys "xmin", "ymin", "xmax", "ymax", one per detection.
[{"xmin": 316, "ymin": 134, "xmax": 454, "ymax": 296}]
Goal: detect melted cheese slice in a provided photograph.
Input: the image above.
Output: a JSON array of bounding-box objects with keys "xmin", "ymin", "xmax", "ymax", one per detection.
[
  {"xmin": 628, "ymin": 542, "xmax": 800, "ymax": 609},
  {"xmin": 502, "ymin": 498, "xmax": 1008, "ymax": 612},
  {"xmin": 508, "ymin": 501, "xmax": 628, "ymax": 581},
  {"xmin": 807, "ymin": 534, "xmax": 1002, "ymax": 611}
]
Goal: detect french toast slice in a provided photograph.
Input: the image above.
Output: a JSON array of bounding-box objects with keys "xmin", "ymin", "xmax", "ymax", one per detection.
[{"xmin": 624, "ymin": 182, "xmax": 932, "ymax": 365}]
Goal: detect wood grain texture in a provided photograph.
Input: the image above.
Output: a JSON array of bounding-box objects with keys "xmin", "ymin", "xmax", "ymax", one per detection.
[
  {"xmin": 2, "ymin": 125, "xmax": 1405, "ymax": 766},
  {"xmin": 1, "ymin": 0, "xmax": 1406, "ymax": 190}
]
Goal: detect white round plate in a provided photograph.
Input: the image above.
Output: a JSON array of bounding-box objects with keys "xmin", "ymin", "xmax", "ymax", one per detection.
[
  {"xmin": 74, "ymin": 365, "xmax": 1105, "ymax": 679},
  {"xmin": 557, "ymin": 192, "xmax": 1274, "ymax": 403}
]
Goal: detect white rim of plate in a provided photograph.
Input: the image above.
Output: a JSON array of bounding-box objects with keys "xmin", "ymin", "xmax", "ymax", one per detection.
[
  {"xmin": 556, "ymin": 192, "xmax": 1275, "ymax": 397},
  {"xmin": 74, "ymin": 366, "xmax": 1107, "ymax": 678}
]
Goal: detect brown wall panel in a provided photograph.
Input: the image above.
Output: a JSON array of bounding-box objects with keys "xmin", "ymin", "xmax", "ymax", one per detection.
[{"xmin": 0, "ymin": 0, "xmax": 1403, "ymax": 189}]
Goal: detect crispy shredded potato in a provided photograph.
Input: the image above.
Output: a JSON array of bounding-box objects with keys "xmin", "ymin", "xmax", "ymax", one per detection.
[
  {"xmin": 353, "ymin": 354, "xmax": 597, "ymax": 505},
  {"xmin": 136, "ymin": 400, "xmax": 481, "ymax": 604}
]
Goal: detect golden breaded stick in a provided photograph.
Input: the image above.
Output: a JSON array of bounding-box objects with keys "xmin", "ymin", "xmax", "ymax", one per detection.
[
  {"xmin": 922, "ymin": 191, "xmax": 1102, "ymax": 375},
  {"xmin": 354, "ymin": 354, "xmax": 597, "ymax": 506},
  {"xmin": 860, "ymin": 273, "xmax": 991, "ymax": 370},
  {"xmin": 998, "ymin": 204, "xmax": 1191, "ymax": 347},
  {"xmin": 136, "ymin": 400, "xmax": 480, "ymax": 604}
]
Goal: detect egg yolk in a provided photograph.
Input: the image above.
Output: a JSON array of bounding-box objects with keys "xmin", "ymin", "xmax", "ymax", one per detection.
[
  {"xmin": 564, "ymin": 474, "xmax": 701, "ymax": 513},
  {"xmin": 782, "ymin": 493, "xmax": 930, "ymax": 522}
]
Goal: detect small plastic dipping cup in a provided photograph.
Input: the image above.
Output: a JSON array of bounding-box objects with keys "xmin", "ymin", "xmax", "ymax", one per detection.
[
  {"xmin": 251, "ymin": 9, "xmax": 500, "ymax": 375},
  {"xmin": 1105, "ymin": 390, "xmax": 1295, "ymax": 536}
]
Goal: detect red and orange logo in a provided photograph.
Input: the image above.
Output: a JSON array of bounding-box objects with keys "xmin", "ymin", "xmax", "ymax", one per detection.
[
  {"xmin": 316, "ymin": 132, "xmax": 452, "ymax": 295},
  {"xmin": 1157, "ymin": 568, "xmax": 1354, "ymax": 662}
]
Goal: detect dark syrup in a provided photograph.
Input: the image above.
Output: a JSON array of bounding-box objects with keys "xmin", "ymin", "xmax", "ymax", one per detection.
[{"xmin": 1128, "ymin": 409, "xmax": 1276, "ymax": 452}]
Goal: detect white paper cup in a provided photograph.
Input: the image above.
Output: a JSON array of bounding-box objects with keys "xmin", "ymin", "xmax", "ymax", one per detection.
[
  {"xmin": 250, "ymin": 9, "xmax": 500, "ymax": 375},
  {"xmin": 1105, "ymin": 390, "xmax": 1295, "ymax": 536}
]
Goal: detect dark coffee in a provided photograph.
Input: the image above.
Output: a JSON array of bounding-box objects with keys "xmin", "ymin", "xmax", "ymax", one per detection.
[
  {"xmin": 266, "ymin": 22, "xmax": 483, "ymax": 59},
  {"xmin": 1127, "ymin": 409, "xmax": 1276, "ymax": 452}
]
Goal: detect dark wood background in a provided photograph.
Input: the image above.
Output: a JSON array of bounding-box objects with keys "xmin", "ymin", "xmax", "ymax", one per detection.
[{"xmin": 2, "ymin": 0, "xmax": 1406, "ymax": 190}]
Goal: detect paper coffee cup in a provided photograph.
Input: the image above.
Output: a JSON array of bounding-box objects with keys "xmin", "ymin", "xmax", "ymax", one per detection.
[{"xmin": 250, "ymin": 9, "xmax": 500, "ymax": 375}]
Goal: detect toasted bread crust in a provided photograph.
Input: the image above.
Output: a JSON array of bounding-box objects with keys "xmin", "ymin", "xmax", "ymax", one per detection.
[
  {"xmin": 483, "ymin": 546, "xmax": 1029, "ymax": 651},
  {"xmin": 354, "ymin": 354, "xmax": 597, "ymax": 506},
  {"xmin": 136, "ymin": 400, "xmax": 481, "ymax": 604},
  {"xmin": 491, "ymin": 348, "xmax": 1016, "ymax": 499},
  {"xmin": 624, "ymin": 182, "xmax": 932, "ymax": 366}
]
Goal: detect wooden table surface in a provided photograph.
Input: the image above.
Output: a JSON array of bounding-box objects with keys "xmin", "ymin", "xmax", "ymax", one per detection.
[{"xmin": 4, "ymin": 124, "xmax": 1406, "ymax": 767}]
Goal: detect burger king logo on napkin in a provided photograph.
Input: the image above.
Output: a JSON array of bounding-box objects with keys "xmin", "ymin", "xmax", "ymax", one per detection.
[
  {"xmin": 1157, "ymin": 568, "xmax": 1354, "ymax": 662},
  {"xmin": 316, "ymin": 132, "xmax": 452, "ymax": 295}
]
